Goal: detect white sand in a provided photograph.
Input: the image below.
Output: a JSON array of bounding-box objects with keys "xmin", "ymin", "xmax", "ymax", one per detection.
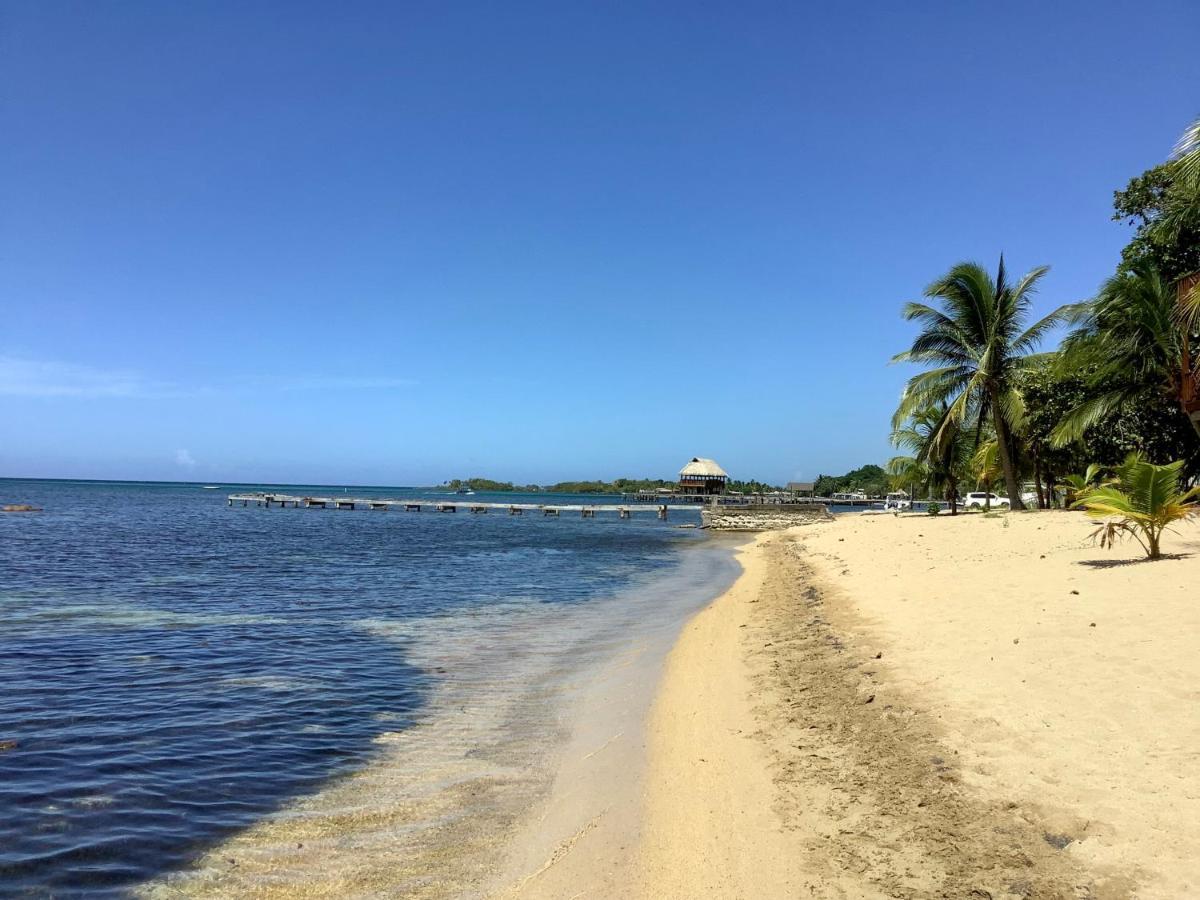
[
  {"xmin": 798, "ymin": 510, "xmax": 1200, "ymax": 898},
  {"xmin": 630, "ymin": 510, "xmax": 1198, "ymax": 899}
]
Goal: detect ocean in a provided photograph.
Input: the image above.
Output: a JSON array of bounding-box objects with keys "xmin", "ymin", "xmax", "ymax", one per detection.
[{"xmin": 0, "ymin": 479, "xmax": 739, "ymax": 896}]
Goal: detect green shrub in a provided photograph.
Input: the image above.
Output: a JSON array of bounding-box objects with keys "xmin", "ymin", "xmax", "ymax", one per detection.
[{"xmin": 926, "ymin": 501, "xmax": 942, "ymax": 516}]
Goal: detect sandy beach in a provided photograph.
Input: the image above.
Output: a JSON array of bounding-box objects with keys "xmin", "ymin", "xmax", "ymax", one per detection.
[
  {"xmin": 640, "ymin": 511, "xmax": 1200, "ymax": 899},
  {"xmin": 500, "ymin": 509, "xmax": 1199, "ymax": 899}
]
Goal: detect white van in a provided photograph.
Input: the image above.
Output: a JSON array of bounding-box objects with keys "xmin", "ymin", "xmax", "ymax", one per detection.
[{"xmin": 963, "ymin": 492, "xmax": 1010, "ymax": 509}]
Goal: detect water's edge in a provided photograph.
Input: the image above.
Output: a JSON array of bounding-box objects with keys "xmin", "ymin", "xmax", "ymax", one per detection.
[{"xmin": 133, "ymin": 535, "xmax": 743, "ymax": 898}]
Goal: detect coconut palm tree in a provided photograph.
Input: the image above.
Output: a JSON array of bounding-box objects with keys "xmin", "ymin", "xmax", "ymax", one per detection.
[
  {"xmin": 893, "ymin": 256, "xmax": 1070, "ymax": 510},
  {"xmin": 1072, "ymin": 453, "xmax": 1199, "ymax": 559},
  {"xmin": 1061, "ymin": 463, "xmax": 1106, "ymax": 507},
  {"xmin": 1053, "ymin": 261, "xmax": 1200, "ymax": 444},
  {"xmin": 889, "ymin": 403, "xmax": 973, "ymax": 514},
  {"xmin": 969, "ymin": 439, "xmax": 1002, "ymax": 509},
  {"xmin": 1166, "ymin": 115, "xmax": 1200, "ymax": 330}
]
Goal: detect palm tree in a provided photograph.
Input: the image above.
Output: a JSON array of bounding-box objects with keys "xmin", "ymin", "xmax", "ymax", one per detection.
[
  {"xmin": 1167, "ymin": 115, "xmax": 1200, "ymax": 330},
  {"xmin": 1061, "ymin": 463, "xmax": 1106, "ymax": 508},
  {"xmin": 969, "ymin": 439, "xmax": 1002, "ymax": 509},
  {"xmin": 894, "ymin": 256, "xmax": 1070, "ymax": 510},
  {"xmin": 1053, "ymin": 261, "xmax": 1200, "ymax": 443},
  {"xmin": 1072, "ymin": 453, "xmax": 1199, "ymax": 559},
  {"xmin": 889, "ymin": 404, "xmax": 970, "ymax": 514}
]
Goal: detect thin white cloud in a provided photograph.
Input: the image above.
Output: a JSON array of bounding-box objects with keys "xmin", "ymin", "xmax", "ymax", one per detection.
[
  {"xmin": 262, "ymin": 375, "xmax": 418, "ymax": 391},
  {"xmin": 0, "ymin": 356, "xmax": 182, "ymax": 398},
  {"xmin": 175, "ymin": 449, "xmax": 197, "ymax": 468},
  {"xmin": 0, "ymin": 356, "xmax": 416, "ymax": 399}
]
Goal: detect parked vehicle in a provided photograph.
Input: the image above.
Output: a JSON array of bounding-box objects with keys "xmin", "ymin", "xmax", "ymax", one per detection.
[{"xmin": 963, "ymin": 491, "xmax": 1010, "ymax": 509}]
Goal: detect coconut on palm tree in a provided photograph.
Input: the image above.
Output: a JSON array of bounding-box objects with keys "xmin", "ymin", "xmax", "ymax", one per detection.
[
  {"xmin": 1053, "ymin": 261, "xmax": 1200, "ymax": 443},
  {"xmin": 893, "ymin": 256, "xmax": 1071, "ymax": 510}
]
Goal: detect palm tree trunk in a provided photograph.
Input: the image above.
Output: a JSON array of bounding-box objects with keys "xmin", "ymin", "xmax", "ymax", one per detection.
[
  {"xmin": 1179, "ymin": 277, "xmax": 1200, "ymax": 441},
  {"xmin": 1033, "ymin": 453, "xmax": 1046, "ymax": 509},
  {"xmin": 990, "ymin": 396, "xmax": 1026, "ymax": 510}
]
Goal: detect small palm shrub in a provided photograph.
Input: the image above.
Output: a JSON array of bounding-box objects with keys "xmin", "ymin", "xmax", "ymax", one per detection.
[
  {"xmin": 926, "ymin": 501, "xmax": 942, "ymax": 516},
  {"xmin": 1061, "ymin": 464, "xmax": 1106, "ymax": 507},
  {"xmin": 1071, "ymin": 454, "xmax": 1200, "ymax": 559}
]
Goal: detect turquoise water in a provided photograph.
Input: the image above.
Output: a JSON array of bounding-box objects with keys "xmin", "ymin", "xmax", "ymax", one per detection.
[{"xmin": 0, "ymin": 479, "xmax": 729, "ymax": 896}]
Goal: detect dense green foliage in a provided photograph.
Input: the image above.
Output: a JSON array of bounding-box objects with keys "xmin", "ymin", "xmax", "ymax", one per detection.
[
  {"xmin": 890, "ymin": 114, "xmax": 1200, "ymax": 514},
  {"xmin": 444, "ymin": 478, "xmax": 516, "ymax": 492},
  {"xmin": 1053, "ymin": 262, "xmax": 1200, "ymax": 445},
  {"xmin": 889, "ymin": 404, "xmax": 974, "ymax": 512},
  {"xmin": 726, "ymin": 479, "xmax": 784, "ymax": 494},
  {"xmin": 813, "ymin": 465, "xmax": 888, "ymax": 498},
  {"xmin": 1113, "ymin": 164, "xmax": 1200, "ymax": 282},
  {"xmin": 892, "ymin": 257, "xmax": 1071, "ymax": 510}
]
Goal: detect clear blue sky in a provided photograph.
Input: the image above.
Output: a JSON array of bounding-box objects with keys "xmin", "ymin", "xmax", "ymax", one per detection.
[{"xmin": 3, "ymin": 1, "xmax": 1197, "ymax": 485}]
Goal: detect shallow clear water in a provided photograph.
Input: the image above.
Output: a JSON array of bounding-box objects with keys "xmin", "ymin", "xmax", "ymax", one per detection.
[{"xmin": 0, "ymin": 479, "xmax": 724, "ymax": 896}]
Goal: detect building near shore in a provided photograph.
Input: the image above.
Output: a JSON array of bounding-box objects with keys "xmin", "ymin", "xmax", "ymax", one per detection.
[
  {"xmin": 678, "ymin": 457, "xmax": 728, "ymax": 496},
  {"xmin": 787, "ymin": 481, "xmax": 815, "ymax": 498}
]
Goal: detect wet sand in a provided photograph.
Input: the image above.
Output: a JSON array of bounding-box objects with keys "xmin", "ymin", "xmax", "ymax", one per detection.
[{"xmin": 138, "ymin": 540, "xmax": 739, "ymax": 899}]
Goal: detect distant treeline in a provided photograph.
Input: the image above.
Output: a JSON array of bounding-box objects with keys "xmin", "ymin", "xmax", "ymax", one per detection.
[
  {"xmin": 812, "ymin": 465, "xmax": 888, "ymax": 498},
  {"xmin": 442, "ymin": 477, "xmax": 677, "ymax": 494},
  {"xmin": 441, "ymin": 476, "xmax": 797, "ymax": 494}
]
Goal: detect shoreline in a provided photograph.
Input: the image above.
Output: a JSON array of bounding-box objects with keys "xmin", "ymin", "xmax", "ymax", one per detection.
[
  {"xmin": 502, "ymin": 510, "xmax": 1198, "ymax": 898},
  {"xmin": 138, "ymin": 536, "xmax": 741, "ymax": 899},
  {"xmin": 135, "ymin": 510, "xmax": 1200, "ymax": 898}
]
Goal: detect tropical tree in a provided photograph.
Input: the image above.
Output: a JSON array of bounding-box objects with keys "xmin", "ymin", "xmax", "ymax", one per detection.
[
  {"xmin": 969, "ymin": 439, "xmax": 1002, "ymax": 508},
  {"xmin": 1054, "ymin": 262, "xmax": 1200, "ymax": 444},
  {"xmin": 889, "ymin": 404, "xmax": 971, "ymax": 514},
  {"xmin": 1072, "ymin": 454, "xmax": 1200, "ymax": 559},
  {"xmin": 893, "ymin": 257, "xmax": 1071, "ymax": 510},
  {"xmin": 886, "ymin": 455, "xmax": 928, "ymax": 495}
]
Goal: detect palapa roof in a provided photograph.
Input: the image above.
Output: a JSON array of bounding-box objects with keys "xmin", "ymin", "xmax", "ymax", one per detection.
[{"xmin": 679, "ymin": 457, "xmax": 728, "ymax": 478}]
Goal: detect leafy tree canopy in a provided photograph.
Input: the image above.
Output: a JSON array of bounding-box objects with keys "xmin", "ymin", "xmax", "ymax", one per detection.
[
  {"xmin": 813, "ymin": 464, "xmax": 888, "ymax": 498},
  {"xmin": 1113, "ymin": 163, "xmax": 1200, "ymax": 282}
]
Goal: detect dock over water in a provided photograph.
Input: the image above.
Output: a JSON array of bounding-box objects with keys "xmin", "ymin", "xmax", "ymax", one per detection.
[
  {"xmin": 226, "ymin": 493, "xmax": 689, "ymax": 519},
  {"xmin": 226, "ymin": 493, "xmax": 836, "ymax": 529}
]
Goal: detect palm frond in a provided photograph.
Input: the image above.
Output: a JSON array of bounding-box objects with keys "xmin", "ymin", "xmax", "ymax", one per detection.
[{"xmin": 1171, "ymin": 114, "xmax": 1200, "ymax": 185}]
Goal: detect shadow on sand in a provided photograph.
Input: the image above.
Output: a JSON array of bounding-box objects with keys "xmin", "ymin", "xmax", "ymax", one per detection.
[{"xmin": 1076, "ymin": 552, "xmax": 1192, "ymax": 569}]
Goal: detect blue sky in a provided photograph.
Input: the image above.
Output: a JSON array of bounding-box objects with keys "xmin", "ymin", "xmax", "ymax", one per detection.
[{"xmin": 3, "ymin": 1, "xmax": 1197, "ymax": 485}]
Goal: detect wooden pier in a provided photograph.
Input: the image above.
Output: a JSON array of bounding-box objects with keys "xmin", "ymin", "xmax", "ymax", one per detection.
[{"xmin": 226, "ymin": 493, "xmax": 683, "ymax": 520}]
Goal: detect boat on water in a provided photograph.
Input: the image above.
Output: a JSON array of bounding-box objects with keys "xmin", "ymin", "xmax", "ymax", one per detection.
[
  {"xmin": 454, "ymin": 487, "xmax": 475, "ymax": 495},
  {"xmin": 201, "ymin": 485, "xmax": 220, "ymax": 490}
]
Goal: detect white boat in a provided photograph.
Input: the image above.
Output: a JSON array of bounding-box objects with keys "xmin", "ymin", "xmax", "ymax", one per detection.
[{"xmin": 832, "ymin": 490, "xmax": 868, "ymax": 502}]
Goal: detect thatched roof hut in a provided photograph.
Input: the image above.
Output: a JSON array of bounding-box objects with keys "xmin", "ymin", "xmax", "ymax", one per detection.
[{"xmin": 678, "ymin": 457, "xmax": 728, "ymax": 495}]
